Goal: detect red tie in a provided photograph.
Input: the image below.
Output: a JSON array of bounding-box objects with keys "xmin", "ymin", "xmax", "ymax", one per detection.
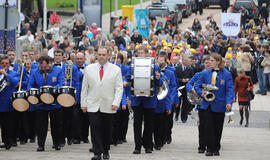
[{"xmin": 99, "ymin": 65, "xmax": 104, "ymax": 81}]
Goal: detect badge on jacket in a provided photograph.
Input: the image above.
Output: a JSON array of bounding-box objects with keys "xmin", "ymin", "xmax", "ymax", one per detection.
[
  {"xmin": 220, "ymin": 79, "xmax": 225, "ymax": 85},
  {"xmin": 52, "ymin": 77, "xmax": 56, "ymax": 82}
]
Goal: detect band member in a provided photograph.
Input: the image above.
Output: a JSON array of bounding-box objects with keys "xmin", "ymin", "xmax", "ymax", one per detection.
[
  {"xmin": 195, "ymin": 53, "xmax": 234, "ymax": 156},
  {"xmin": 112, "ymin": 53, "xmax": 129, "ymax": 145},
  {"xmin": 234, "ymin": 68, "xmax": 253, "ymax": 127},
  {"xmin": 27, "ymin": 56, "xmax": 64, "ymax": 151},
  {"xmin": 175, "ymin": 55, "xmax": 194, "ymax": 122},
  {"xmin": 73, "ymin": 52, "xmax": 89, "ymax": 144},
  {"xmin": 124, "ymin": 46, "xmax": 161, "ymax": 154},
  {"xmin": 53, "ymin": 49, "xmax": 79, "ymax": 146},
  {"xmin": 158, "ymin": 52, "xmax": 179, "ymax": 145},
  {"xmin": 153, "ymin": 55, "xmax": 176, "ymax": 150},
  {"xmin": 81, "ymin": 47, "xmax": 123, "ymax": 160},
  {"xmin": 186, "ymin": 55, "xmax": 211, "ymax": 154},
  {"xmin": 0, "ymin": 55, "xmax": 19, "ymax": 150}
]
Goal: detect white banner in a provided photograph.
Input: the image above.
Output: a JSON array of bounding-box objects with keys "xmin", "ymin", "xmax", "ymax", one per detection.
[
  {"xmin": 0, "ymin": 0, "xmax": 16, "ymax": 6},
  {"xmin": 221, "ymin": 13, "xmax": 241, "ymax": 37}
]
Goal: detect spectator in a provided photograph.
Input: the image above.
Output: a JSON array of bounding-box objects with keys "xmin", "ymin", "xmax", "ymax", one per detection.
[
  {"xmin": 114, "ymin": 16, "xmax": 123, "ymax": 28},
  {"xmin": 69, "ymin": 9, "xmax": 86, "ymax": 24},
  {"xmin": 49, "ymin": 11, "xmax": 60, "ymax": 25},
  {"xmin": 195, "ymin": 0, "xmax": 203, "ymax": 15},
  {"xmin": 114, "ymin": 30, "xmax": 126, "ymax": 48},
  {"xmin": 131, "ymin": 30, "xmax": 143, "ymax": 44},
  {"xmin": 261, "ymin": 50, "xmax": 270, "ymax": 95},
  {"xmin": 240, "ymin": 7, "xmax": 249, "ymax": 30},
  {"xmin": 240, "ymin": 45, "xmax": 254, "ymax": 76},
  {"xmin": 89, "ymin": 23, "xmax": 98, "ymax": 39},
  {"xmin": 72, "ymin": 21, "xmax": 85, "ymax": 46},
  {"xmin": 192, "ymin": 18, "xmax": 202, "ymax": 33},
  {"xmin": 31, "ymin": 35, "xmax": 43, "ymax": 55},
  {"xmin": 220, "ymin": 0, "xmax": 230, "ymax": 13},
  {"xmin": 91, "ymin": 34, "xmax": 106, "ymax": 48},
  {"xmin": 31, "ymin": 8, "xmax": 40, "ymax": 29},
  {"xmin": 259, "ymin": 3, "xmax": 269, "ymax": 25},
  {"xmin": 37, "ymin": 31, "xmax": 47, "ymax": 49},
  {"xmin": 18, "ymin": 30, "xmax": 34, "ymax": 44},
  {"xmin": 44, "ymin": 23, "xmax": 60, "ymax": 44},
  {"xmin": 20, "ymin": 23, "xmax": 35, "ymax": 36}
]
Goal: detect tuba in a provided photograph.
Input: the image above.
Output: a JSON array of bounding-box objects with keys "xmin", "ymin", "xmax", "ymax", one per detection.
[{"xmin": 187, "ymin": 91, "xmax": 202, "ymax": 105}]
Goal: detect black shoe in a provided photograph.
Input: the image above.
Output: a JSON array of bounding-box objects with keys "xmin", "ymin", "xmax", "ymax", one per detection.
[
  {"xmin": 240, "ymin": 118, "xmax": 243, "ymax": 125},
  {"xmin": 37, "ymin": 146, "xmax": 45, "ymax": 152},
  {"xmin": 20, "ymin": 141, "xmax": 26, "ymax": 145},
  {"xmin": 175, "ymin": 117, "xmax": 179, "ymax": 121},
  {"xmin": 103, "ymin": 153, "xmax": 110, "ymax": 160},
  {"xmin": 60, "ymin": 143, "xmax": 65, "ymax": 147},
  {"xmin": 205, "ymin": 151, "xmax": 213, "ymax": 156},
  {"xmin": 154, "ymin": 145, "xmax": 161, "ymax": 150},
  {"xmin": 122, "ymin": 139, "xmax": 127, "ymax": 143},
  {"xmin": 91, "ymin": 155, "xmax": 101, "ymax": 160},
  {"xmin": 213, "ymin": 151, "xmax": 220, "ymax": 156},
  {"xmin": 117, "ymin": 140, "xmax": 123, "ymax": 144},
  {"xmin": 167, "ymin": 138, "xmax": 172, "ymax": 144},
  {"xmin": 67, "ymin": 139, "xmax": 73, "ymax": 145},
  {"xmin": 11, "ymin": 142, "xmax": 17, "ymax": 147},
  {"xmin": 89, "ymin": 147, "xmax": 95, "ymax": 153},
  {"xmin": 245, "ymin": 123, "xmax": 249, "ymax": 127},
  {"xmin": 73, "ymin": 139, "xmax": 80, "ymax": 144},
  {"xmin": 54, "ymin": 145, "xmax": 61, "ymax": 151},
  {"xmin": 145, "ymin": 149, "xmax": 152, "ymax": 153},
  {"xmin": 0, "ymin": 144, "xmax": 11, "ymax": 150},
  {"xmin": 262, "ymin": 92, "xmax": 267, "ymax": 95},
  {"xmin": 198, "ymin": 149, "xmax": 205, "ymax": 153},
  {"xmin": 182, "ymin": 120, "xmax": 187, "ymax": 123},
  {"xmin": 133, "ymin": 149, "xmax": 141, "ymax": 154},
  {"xmin": 30, "ymin": 138, "xmax": 35, "ymax": 143},
  {"xmin": 82, "ymin": 139, "xmax": 89, "ymax": 143}
]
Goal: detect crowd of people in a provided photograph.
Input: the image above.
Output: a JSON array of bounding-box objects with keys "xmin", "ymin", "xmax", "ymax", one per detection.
[{"xmin": 1, "ymin": 2, "xmax": 270, "ymax": 160}]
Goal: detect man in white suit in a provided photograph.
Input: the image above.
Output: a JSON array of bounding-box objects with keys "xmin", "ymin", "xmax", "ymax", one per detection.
[{"xmin": 81, "ymin": 47, "xmax": 123, "ymax": 160}]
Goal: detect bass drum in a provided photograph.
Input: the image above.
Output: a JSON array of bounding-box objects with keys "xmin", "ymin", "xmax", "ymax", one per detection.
[
  {"xmin": 57, "ymin": 86, "xmax": 76, "ymax": 107},
  {"xmin": 27, "ymin": 88, "xmax": 40, "ymax": 105},
  {"xmin": 39, "ymin": 86, "xmax": 55, "ymax": 104},
  {"xmin": 12, "ymin": 91, "xmax": 30, "ymax": 112}
]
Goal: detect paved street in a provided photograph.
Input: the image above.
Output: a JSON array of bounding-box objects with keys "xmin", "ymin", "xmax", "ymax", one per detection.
[{"xmin": 3, "ymin": 2, "xmax": 270, "ymax": 160}]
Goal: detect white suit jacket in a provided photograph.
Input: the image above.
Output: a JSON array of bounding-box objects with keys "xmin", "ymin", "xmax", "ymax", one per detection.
[{"xmin": 81, "ymin": 62, "xmax": 123, "ymax": 113}]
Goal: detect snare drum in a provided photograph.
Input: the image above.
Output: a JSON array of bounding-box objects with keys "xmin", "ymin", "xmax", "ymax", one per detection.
[
  {"xmin": 12, "ymin": 91, "xmax": 30, "ymax": 112},
  {"xmin": 27, "ymin": 88, "xmax": 40, "ymax": 105},
  {"xmin": 39, "ymin": 86, "xmax": 55, "ymax": 104},
  {"xmin": 57, "ymin": 86, "xmax": 76, "ymax": 107},
  {"xmin": 131, "ymin": 57, "xmax": 155, "ymax": 97}
]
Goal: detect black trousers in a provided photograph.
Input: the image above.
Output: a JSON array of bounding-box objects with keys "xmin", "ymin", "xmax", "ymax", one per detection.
[
  {"xmin": 112, "ymin": 112, "xmax": 120, "ymax": 144},
  {"xmin": 35, "ymin": 109, "xmax": 62, "ymax": 147},
  {"xmin": 164, "ymin": 104, "xmax": 175, "ymax": 142},
  {"xmin": 27, "ymin": 111, "xmax": 36, "ymax": 140},
  {"xmin": 17, "ymin": 111, "xmax": 30, "ymax": 142},
  {"xmin": 62, "ymin": 107, "xmax": 74, "ymax": 141},
  {"xmin": 198, "ymin": 109, "xmax": 207, "ymax": 150},
  {"xmin": 176, "ymin": 91, "xmax": 191, "ymax": 122},
  {"xmin": 88, "ymin": 111, "xmax": 113, "ymax": 155},
  {"xmin": 0, "ymin": 112, "xmax": 16, "ymax": 146},
  {"xmin": 153, "ymin": 112, "xmax": 165, "ymax": 147},
  {"xmin": 205, "ymin": 106, "xmax": 225, "ymax": 152},
  {"xmin": 196, "ymin": 2, "xmax": 203, "ymax": 15},
  {"xmin": 72, "ymin": 104, "xmax": 90, "ymax": 141},
  {"xmin": 118, "ymin": 108, "xmax": 129, "ymax": 140},
  {"xmin": 132, "ymin": 105, "xmax": 154, "ymax": 150}
]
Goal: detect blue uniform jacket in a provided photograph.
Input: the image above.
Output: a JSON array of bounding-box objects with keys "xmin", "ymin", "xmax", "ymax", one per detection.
[
  {"xmin": 0, "ymin": 70, "xmax": 19, "ymax": 112},
  {"xmin": 125, "ymin": 64, "xmax": 162, "ymax": 109},
  {"xmin": 123, "ymin": 65, "xmax": 132, "ymax": 100},
  {"xmin": 75, "ymin": 64, "xmax": 88, "ymax": 104},
  {"xmin": 194, "ymin": 69, "xmax": 234, "ymax": 112},
  {"xmin": 186, "ymin": 72, "xmax": 201, "ymax": 92},
  {"xmin": 60, "ymin": 63, "xmax": 80, "ymax": 102},
  {"xmin": 155, "ymin": 75, "xmax": 171, "ymax": 113},
  {"xmin": 27, "ymin": 66, "xmax": 64, "ymax": 111},
  {"xmin": 166, "ymin": 65, "xmax": 179, "ymax": 105}
]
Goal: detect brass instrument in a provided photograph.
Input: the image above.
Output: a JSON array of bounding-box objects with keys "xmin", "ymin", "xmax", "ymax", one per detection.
[
  {"xmin": 12, "ymin": 59, "xmax": 30, "ymax": 112},
  {"xmin": 201, "ymin": 84, "xmax": 218, "ymax": 102},
  {"xmin": 187, "ymin": 90, "xmax": 202, "ymax": 105},
  {"xmin": 57, "ymin": 61, "xmax": 76, "ymax": 107}
]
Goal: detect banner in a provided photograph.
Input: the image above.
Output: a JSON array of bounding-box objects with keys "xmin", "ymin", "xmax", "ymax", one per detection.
[
  {"xmin": 221, "ymin": 13, "xmax": 241, "ymax": 37},
  {"xmin": 155, "ymin": 17, "xmax": 167, "ymax": 30},
  {"xmin": 0, "ymin": 0, "xmax": 16, "ymax": 54},
  {"xmin": 135, "ymin": 9, "xmax": 150, "ymax": 38}
]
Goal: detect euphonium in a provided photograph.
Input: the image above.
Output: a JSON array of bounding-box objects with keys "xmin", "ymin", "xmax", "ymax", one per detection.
[
  {"xmin": 157, "ymin": 77, "xmax": 169, "ymax": 100},
  {"xmin": 201, "ymin": 84, "xmax": 218, "ymax": 102},
  {"xmin": 187, "ymin": 91, "xmax": 202, "ymax": 105}
]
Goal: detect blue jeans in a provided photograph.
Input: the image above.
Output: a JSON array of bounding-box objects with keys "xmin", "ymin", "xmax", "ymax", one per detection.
[
  {"xmin": 264, "ymin": 73, "xmax": 270, "ymax": 91},
  {"xmin": 256, "ymin": 68, "xmax": 266, "ymax": 93}
]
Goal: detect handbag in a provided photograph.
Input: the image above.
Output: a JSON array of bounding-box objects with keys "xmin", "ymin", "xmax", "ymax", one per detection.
[{"xmin": 247, "ymin": 78, "xmax": 255, "ymax": 101}]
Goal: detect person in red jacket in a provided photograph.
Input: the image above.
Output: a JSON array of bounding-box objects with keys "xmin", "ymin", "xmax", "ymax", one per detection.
[
  {"xmin": 234, "ymin": 68, "xmax": 254, "ymax": 127},
  {"xmin": 50, "ymin": 11, "xmax": 60, "ymax": 25}
]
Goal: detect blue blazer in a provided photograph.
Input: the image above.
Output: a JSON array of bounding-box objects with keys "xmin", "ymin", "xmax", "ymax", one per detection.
[
  {"xmin": 75, "ymin": 64, "xmax": 88, "ymax": 104},
  {"xmin": 194, "ymin": 69, "xmax": 234, "ymax": 112},
  {"xmin": 186, "ymin": 72, "xmax": 201, "ymax": 92},
  {"xmin": 155, "ymin": 76, "xmax": 171, "ymax": 113},
  {"xmin": 0, "ymin": 70, "xmax": 19, "ymax": 112},
  {"xmin": 165, "ymin": 66, "xmax": 179, "ymax": 105},
  {"xmin": 27, "ymin": 66, "xmax": 64, "ymax": 111}
]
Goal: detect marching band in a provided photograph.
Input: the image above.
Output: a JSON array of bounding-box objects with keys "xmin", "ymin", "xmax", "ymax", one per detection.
[{"xmin": 0, "ymin": 47, "xmax": 234, "ymax": 159}]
